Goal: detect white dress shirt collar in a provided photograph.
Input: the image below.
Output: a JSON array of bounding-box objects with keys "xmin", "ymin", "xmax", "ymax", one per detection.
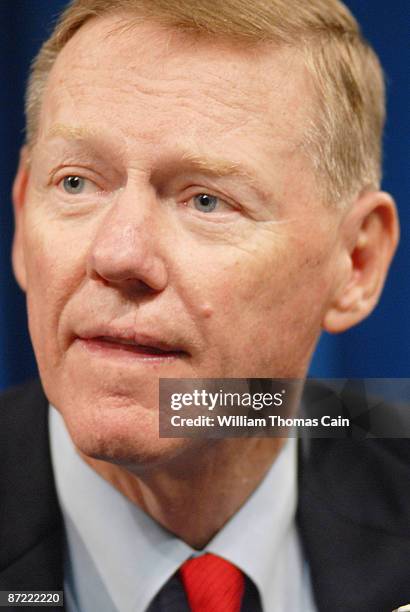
[{"xmin": 49, "ymin": 406, "xmax": 316, "ymax": 612}]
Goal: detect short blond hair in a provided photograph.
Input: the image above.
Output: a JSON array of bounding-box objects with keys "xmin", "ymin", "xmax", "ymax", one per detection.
[{"xmin": 25, "ymin": 0, "xmax": 386, "ymax": 205}]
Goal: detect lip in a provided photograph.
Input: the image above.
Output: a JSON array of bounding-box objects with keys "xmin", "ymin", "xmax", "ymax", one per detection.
[{"xmin": 74, "ymin": 326, "xmax": 189, "ymax": 361}]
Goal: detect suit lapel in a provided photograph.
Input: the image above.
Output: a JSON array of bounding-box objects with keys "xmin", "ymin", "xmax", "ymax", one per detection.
[
  {"xmin": 297, "ymin": 437, "xmax": 410, "ymax": 612},
  {"xmin": 0, "ymin": 379, "xmax": 64, "ymax": 590}
]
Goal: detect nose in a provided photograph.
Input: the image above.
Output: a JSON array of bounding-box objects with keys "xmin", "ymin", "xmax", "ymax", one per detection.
[{"xmin": 86, "ymin": 186, "xmax": 169, "ymax": 293}]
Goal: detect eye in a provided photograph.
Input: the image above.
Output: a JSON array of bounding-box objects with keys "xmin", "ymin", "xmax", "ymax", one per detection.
[
  {"xmin": 61, "ymin": 175, "xmax": 87, "ymax": 194},
  {"xmin": 59, "ymin": 175, "xmax": 102, "ymax": 196},
  {"xmin": 193, "ymin": 193, "xmax": 221, "ymax": 213}
]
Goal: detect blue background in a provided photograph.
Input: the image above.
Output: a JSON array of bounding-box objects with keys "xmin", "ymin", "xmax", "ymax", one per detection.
[{"xmin": 0, "ymin": 1, "xmax": 408, "ymax": 390}]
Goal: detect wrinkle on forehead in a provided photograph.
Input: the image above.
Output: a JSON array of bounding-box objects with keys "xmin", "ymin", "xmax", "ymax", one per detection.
[{"xmin": 51, "ymin": 12, "xmax": 313, "ymax": 139}]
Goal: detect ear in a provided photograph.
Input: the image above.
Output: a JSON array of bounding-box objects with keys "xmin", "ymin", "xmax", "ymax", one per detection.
[
  {"xmin": 323, "ymin": 189, "xmax": 399, "ymax": 334},
  {"xmin": 12, "ymin": 146, "xmax": 30, "ymax": 292}
]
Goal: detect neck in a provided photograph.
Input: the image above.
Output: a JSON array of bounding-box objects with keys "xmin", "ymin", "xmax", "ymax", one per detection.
[{"xmin": 80, "ymin": 437, "xmax": 285, "ymax": 549}]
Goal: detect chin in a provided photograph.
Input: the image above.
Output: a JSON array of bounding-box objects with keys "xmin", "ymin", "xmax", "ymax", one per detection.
[{"xmin": 55, "ymin": 396, "xmax": 195, "ymax": 471}]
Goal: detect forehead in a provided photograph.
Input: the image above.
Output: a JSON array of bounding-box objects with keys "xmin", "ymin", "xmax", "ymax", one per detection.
[{"xmin": 37, "ymin": 14, "xmax": 316, "ymax": 179}]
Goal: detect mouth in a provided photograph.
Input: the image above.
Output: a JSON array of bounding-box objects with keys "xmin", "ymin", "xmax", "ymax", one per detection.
[{"xmin": 76, "ymin": 334, "xmax": 188, "ymax": 361}]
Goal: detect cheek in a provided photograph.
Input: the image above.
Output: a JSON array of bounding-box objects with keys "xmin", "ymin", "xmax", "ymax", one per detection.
[
  {"xmin": 22, "ymin": 213, "xmax": 86, "ymax": 364},
  {"xmin": 188, "ymin": 231, "xmax": 335, "ymax": 376},
  {"xmin": 196, "ymin": 237, "xmax": 329, "ymax": 315}
]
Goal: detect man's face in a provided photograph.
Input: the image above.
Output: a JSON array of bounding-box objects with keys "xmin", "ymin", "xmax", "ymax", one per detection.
[{"xmin": 13, "ymin": 15, "xmax": 346, "ymax": 464}]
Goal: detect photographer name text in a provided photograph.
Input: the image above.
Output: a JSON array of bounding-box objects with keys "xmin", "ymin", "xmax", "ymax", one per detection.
[{"xmin": 170, "ymin": 415, "xmax": 350, "ymax": 428}]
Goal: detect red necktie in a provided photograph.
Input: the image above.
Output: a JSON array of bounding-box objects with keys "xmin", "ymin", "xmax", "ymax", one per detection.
[{"xmin": 179, "ymin": 553, "xmax": 245, "ymax": 612}]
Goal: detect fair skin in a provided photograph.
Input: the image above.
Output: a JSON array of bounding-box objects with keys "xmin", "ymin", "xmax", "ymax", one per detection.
[{"xmin": 12, "ymin": 15, "xmax": 398, "ymax": 548}]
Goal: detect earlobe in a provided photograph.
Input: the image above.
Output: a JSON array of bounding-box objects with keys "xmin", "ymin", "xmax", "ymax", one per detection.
[
  {"xmin": 12, "ymin": 147, "xmax": 30, "ymax": 292},
  {"xmin": 323, "ymin": 190, "xmax": 399, "ymax": 334}
]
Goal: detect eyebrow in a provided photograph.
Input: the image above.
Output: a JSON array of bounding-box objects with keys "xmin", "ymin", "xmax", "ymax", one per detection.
[
  {"xmin": 45, "ymin": 124, "xmax": 272, "ymax": 202},
  {"xmin": 178, "ymin": 150, "xmax": 245, "ymax": 176},
  {"xmin": 47, "ymin": 124, "xmax": 99, "ymax": 140},
  {"xmin": 178, "ymin": 150, "xmax": 262, "ymax": 185}
]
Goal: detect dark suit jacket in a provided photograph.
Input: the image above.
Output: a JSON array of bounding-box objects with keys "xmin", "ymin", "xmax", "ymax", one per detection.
[{"xmin": 1, "ymin": 379, "xmax": 409, "ymax": 612}]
